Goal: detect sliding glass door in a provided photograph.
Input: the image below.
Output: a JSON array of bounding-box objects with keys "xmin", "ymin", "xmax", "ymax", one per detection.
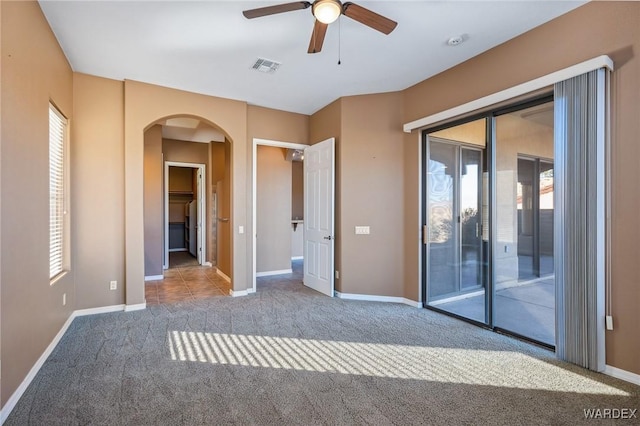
[{"xmin": 423, "ymin": 99, "xmax": 556, "ymax": 346}]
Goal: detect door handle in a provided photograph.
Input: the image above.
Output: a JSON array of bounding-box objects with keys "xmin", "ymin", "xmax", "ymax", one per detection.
[{"xmin": 323, "ymin": 236, "xmax": 333, "ymax": 240}]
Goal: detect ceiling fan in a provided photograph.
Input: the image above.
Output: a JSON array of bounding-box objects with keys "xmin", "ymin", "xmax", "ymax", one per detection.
[{"xmin": 242, "ymin": 0, "xmax": 397, "ymax": 54}]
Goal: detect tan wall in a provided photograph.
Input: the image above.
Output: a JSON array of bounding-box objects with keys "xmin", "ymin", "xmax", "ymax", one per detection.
[
  {"xmin": 309, "ymin": 100, "xmax": 342, "ymax": 289},
  {"xmin": 1, "ymin": 1, "xmax": 74, "ymax": 406},
  {"xmin": 209, "ymin": 142, "xmax": 226, "ymax": 267},
  {"xmin": 402, "ymin": 1, "xmax": 640, "ymax": 374},
  {"xmin": 256, "ymin": 146, "xmax": 293, "ymax": 273},
  {"xmin": 168, "ymin": 166, "xmax": 193, "ymax": 193},
  {"xmin": 143, "ymin": 125, "xmax": 163, "ymax": 277},
  {"xmin": 339, "ymin": 93, "xmax": 405, "ymax": 296},
  {"xmin": 72, "ymin": 74, "xmax": 125, "ymax": 309},
  {"xmin": 215, "ymin": 140, "xmax": 232, "ymax": 277}
]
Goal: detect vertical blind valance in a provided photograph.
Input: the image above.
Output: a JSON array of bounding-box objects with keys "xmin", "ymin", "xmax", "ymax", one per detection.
[{"xmin": 554, "ymin": 68, "xmax": 608, "ymax": 371}]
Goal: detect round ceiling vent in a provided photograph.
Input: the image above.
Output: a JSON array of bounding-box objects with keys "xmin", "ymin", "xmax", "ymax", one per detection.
[{"xmin": 447, "ymin": 35, "xmax": 464, "ymax": 46}]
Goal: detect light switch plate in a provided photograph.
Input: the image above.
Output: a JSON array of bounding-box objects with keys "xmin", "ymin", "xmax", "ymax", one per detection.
[
  {"xmin": 355, "ymin": 226, "xmax": 370, "ymax": 235},
  {"xmin": 238, "ymin": 226, "xmax": 244, "ymax": 234}
]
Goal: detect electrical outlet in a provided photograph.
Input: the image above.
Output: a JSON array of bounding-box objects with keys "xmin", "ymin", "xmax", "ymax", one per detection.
[
  {"xmin": 335, "ymin": 270, "xmax": 340, "ymax": 279},
  {"xmin": 606, "ymin": 315, "xmax": 614, "ymax": 330},
  {"xmin": 355, "ymin": 226, "xmax": 370, "ymax": 235},
  {"xmin": 110, "ymin": 280, "xmax": 117, "ymax": 291},
  {"xmin": 63, "ymin": 293, "xmax": 66, "ymax": 306}
]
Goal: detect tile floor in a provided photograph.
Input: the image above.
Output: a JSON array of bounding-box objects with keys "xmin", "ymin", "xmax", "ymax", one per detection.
[{"xmin": 145, "ymin": 265, "xmax": 230, "ymax": 305}]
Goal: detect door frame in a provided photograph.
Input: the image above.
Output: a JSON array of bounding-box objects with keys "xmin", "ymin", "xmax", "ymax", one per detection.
[
  {"xmin": 164, "ymin": 161, "xmax": 207, "ymax": 270},
  {"xmin": 251, "ymin": 138, "xmax": 309, "ymax": 293}
]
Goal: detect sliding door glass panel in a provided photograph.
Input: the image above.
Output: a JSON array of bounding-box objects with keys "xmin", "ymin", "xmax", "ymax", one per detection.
[
  {"xmin": 494, "ymin": 101, "xmax": 555, "ymax": 346},
  {"xmin": 427, "ymin": 142, "xmax": 458, "ymax": 299},
  {"xmin": 426, "ymin": 118, "xmax": 487, "ymax": 324},
  {"xmin": 460, "ymin": 148, "xmax": 483, "ymax": 290},
  {"xmin": 539, "ymin": 161, "xmax": 554, "ymax": 276},
  {"xmin": 517, "ymin": 158, "xmax": 536, "ymax": 280}
]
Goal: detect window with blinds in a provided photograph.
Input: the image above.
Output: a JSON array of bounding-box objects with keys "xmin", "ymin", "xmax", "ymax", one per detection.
[{"xmin": 49, "ymin": 104, "xmax": 67, "ymax": 280}]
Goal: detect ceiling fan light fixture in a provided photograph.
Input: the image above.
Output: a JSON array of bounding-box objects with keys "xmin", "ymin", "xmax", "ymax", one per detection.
[{"xmin": 313, "ymin": 0, "xmax": 342, "ymax": 24}]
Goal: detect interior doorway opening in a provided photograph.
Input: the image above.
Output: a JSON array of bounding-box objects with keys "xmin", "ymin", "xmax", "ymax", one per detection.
[
  {"xmin": 165, "ymin": 162, "xmax": 206, "ymax": 269},
  {"xmin": 143, "ymin": 116, "xmax": 232, "ymax": 289},
  {"xmin": 252, "ymin": 139, "xmax": 309, "ymax": 293}
]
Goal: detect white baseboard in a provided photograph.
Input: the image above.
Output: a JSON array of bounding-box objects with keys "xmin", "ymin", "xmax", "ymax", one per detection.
[
  {"xmin": 256, "ymin": 269, "xmax": 292, "ymax": 277},
  {"xmin": 74, "ymin": 304, "xmax": 126, "ymax": 317},
  {"xmin": 334, "ymin": 291, "xmax": 421, "ymax": 308},
  {"xmin": 247, "ymin": 288, "xmax": 256, "ymax": 294},
  {"xmin": 168, "ymin": 248, "xmax": 188, "ymax": 252},
  {"xmin": 230, "ymin": 289, "xmax": 248, "ymax": 297},
  {"xmin": 203, "ymin": 261, "xmax": 213, "ymax": 267},
  {"xmin": 144, "ymin": 275, "xmax": 163, "ymax": 281},
  {"xmin": 291, "ymin": 256, "xmax": 303, "ymax": 261},
  {"xmin": 604, "ymin": 365, "xmax": 640, "ymax": 385},
  {"xmin": 216, "ymin": 269, "xmax": 231, "ymax": 283},
  {"xmin": 125, "ymin": 302, "xmax": 147, "ymax": 312}
]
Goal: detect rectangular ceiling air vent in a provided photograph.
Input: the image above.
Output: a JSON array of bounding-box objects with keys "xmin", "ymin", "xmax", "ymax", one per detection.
[{"xmin": 252, "ymin": 57, "xmax": 281, "ymax": 74}]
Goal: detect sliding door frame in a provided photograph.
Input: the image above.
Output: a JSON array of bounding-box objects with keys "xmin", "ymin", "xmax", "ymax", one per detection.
[{"xmin": 422, "ymin": 94, "xmax": 556, "ymax": 346}]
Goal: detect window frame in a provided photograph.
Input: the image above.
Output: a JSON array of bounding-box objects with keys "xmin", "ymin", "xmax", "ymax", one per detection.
[{"xmin": 49, "ymin": 102, "xmax": 70, "ymax": 284}]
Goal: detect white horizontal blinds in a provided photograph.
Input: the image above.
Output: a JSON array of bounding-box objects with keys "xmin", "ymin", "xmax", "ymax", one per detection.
[
  {"xmin": 49, "ymin": 104, "xmax": 67, "ymax": 279},
  {"xmin": 554, "ymin": 69, "xmax": 607, "ymax": 371}
]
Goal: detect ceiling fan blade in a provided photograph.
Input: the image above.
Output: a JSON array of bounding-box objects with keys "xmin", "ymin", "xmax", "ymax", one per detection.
[
  {"xmin": 308, "ymin": 20, "xmax": 328, "ymax": 54},
  {"xmin": 243, "ymin": 1, "xmax": 311, "ymax": 19},
  {"xmin": 342, "ymin": 2, "xmax": 397, "ymax": 35}
]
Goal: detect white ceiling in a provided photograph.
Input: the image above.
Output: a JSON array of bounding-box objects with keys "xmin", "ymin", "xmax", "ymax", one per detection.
[{"xmin": 39, "ymin": 1, "xmax": 585, "ymax": 115}]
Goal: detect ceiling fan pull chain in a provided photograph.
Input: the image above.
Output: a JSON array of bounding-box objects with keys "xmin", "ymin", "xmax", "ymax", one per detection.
[{"xmin": 338, "ymin": 15, "xmax": 342, "ymax": 65}]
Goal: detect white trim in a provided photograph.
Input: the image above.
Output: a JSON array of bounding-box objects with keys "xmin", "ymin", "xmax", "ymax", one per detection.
[
  {"xmin": 164, "ymin": 161, "xmax": 206, "ymax": 270},
  {"xmin": 203, "ymin": 261, "xmax": 213, "ymax": 267},
  {"xmin": 124, "ymin": 302, "xmax": 147, "ymax": 312},
  {"xmin": 403, "ymin": 55, "xmax": 614, "ymax": 133},
  {"xmin": 604, "ymin": 365, "xmax": 640, "ymax": 386},
  {"xmin": 216, "ymin": 268, "xmax": 231, "ymax": 283},
  {"xmin": 0, "ymin": 314, "xmax": 75, "ymax": 424},
  {"xmin": 230, "ymin": 289, "xmax": 249, "ymax": 297},
  {"xmin": 335, "ymin": 291, "xmax": 421, "ymax": 308},
  {"xmin": 256, "ymin": 269, "xmax": 293, "ymax": 277},
  {"xmin": 74, "ymin": 304, "xmax": 126, "ymax": 317},
  {"xmin": 168, "ymin": 248, "xmax": 188, "ymax": 253},
  {"xmin": 291, "ymin": 256, "xmax": 304, "ymax": 261},
  {"xmin": 596, "ymin": 68, "xmax": 607, "ymax": 372},
  {"xmin": 252, "ymin": 138, "xmax": 309, "ymax": 295},
  {"xmin": 145, "ymin": 275, "xmax": 164, "ymax": 281}
]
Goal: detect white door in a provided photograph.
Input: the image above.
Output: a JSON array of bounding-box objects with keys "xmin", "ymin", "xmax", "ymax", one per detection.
[{"xmin": 303, "ymin": 138, "xmax": 335, "ymax": 296}]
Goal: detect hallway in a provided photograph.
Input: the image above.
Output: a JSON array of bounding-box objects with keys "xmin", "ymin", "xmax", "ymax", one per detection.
[{"xmin": 145, "ymin": 264, "xmax": 230, "ymax": 305}]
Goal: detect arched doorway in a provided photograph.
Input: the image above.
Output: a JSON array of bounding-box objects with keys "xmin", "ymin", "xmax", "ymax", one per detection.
[
  {"xmin": 142, "ymin": 116, "xmax": 232, "ymax": 304},
  {"xmin": 123, "ymin": 80, "xmax": 249, "ymax": 309}
]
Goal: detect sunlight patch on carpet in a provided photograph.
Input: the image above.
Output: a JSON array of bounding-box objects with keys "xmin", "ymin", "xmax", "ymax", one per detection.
[{"xmin": 167, "ymin": 331, "xmax": 628, "ymax": 396}]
